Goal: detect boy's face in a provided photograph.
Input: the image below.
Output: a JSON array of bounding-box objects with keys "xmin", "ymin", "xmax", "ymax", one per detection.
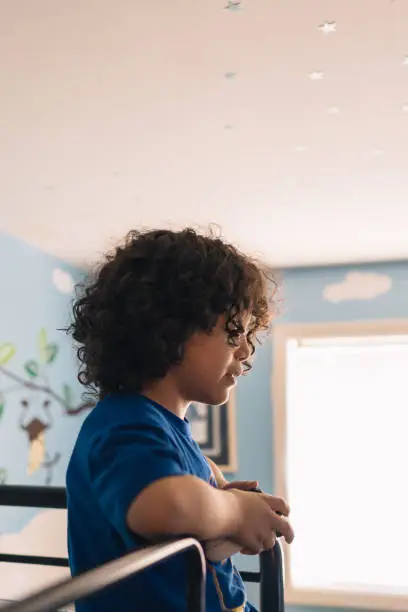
[{"xmin": 174, "ymin": 313, "xmax": 252, "ymax": 406}]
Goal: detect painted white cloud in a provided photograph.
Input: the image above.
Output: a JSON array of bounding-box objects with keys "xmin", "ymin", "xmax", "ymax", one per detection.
[
  {"xmin": 0, "ymin": 509, "xmax": 67, "ymax": 555},
  {"xmin": 323, "ymin": 271, "xmax": 392, "ymax": 303},
  {"xmin": 52, "ymin": 267, "xmax": 75, "ymax": 294},
  {"xmin": 0, "ymin": 510, "xmax": 70, "ymax": 603}
]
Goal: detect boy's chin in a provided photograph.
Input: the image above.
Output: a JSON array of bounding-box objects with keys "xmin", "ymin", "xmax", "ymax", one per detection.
[{"xmin": 199, "ymin": 387, "xmax": 230, "ymax": 407}]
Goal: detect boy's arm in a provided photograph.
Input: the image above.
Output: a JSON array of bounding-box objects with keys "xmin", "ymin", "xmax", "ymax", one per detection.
[
  {"xmin": 91, "ymin": 425, "xmax": 292, "ymax": 549},
  {"xmin": 91, "ymin": 424, "xmax": 242, "ymax": 543},
  {"xmin": 126, "ymin": 475, "xmax": 241, "ymax": 541},
  {"xmin": 126, "ymin": 474, "xmax": 293, "ymax": 552},
  {"xmin": 127, "ymin": 452, "xmax": 248, "ymax": 540}
]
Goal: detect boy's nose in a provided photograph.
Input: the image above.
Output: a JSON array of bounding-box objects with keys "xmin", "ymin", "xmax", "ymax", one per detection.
[{"xmin": 235, "ymin": 335, "xmax": 251, "ymax": 362}]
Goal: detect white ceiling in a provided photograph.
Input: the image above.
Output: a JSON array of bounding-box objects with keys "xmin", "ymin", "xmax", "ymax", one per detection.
[{"xmin": 1, "ymin": 0, "xmax": 408, "ymax": 268}]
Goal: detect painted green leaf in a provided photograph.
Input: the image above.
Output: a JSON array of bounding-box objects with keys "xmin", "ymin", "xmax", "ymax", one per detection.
[
  {"xmin": 0, "ymin": 343, "xmax": 16, "ymax": 365},
  {"xmin": 0, "ymin": 392, "xmax": 4, "ymax": 420},
  {"xmin": 24, "ymin": 360, "xmax": 39, "ymax": 378},
  {"xmin": 63, "ymin": 383, "xmax": 74, "ymax": 407},
  {"xmin": 38, "ymin": 328, "xmax": 48, "ymax": 364},
  {"xmin": 45, "ymin": 343, "xmax": 58, "ymax": 364}
]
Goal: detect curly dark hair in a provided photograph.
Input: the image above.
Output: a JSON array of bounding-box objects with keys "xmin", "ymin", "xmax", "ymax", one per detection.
[{"xmin": 67, "ymin": 228, "xmax": 277, "ymax": 397}]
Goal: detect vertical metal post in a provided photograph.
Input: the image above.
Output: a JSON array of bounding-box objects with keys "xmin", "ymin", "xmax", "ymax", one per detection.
[
  {"xmin": 186, "ymin": 546, "xmax": 206, "ymax": 612},
  {"xmin": 260, "ymin": 541, "xmax": 285, "ymax": 612}
]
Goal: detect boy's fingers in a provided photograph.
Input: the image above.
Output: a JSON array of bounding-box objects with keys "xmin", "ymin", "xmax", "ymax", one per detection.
[
  {"xmin": 224, "ymin": 480, "xmax": 259, "ymax": 490},
  {"xmin": 272, "ymin": 515, "xmax": 295, "ymax": 544},
  {"xmin": 263, "ymin": 494, "xmax": 290, "ymax": 517}
]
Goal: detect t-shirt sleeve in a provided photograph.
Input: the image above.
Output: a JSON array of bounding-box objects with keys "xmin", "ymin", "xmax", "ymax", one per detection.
[{"xmin": 89, "ymin": 422, "xmax": 185, "ymax": 538}]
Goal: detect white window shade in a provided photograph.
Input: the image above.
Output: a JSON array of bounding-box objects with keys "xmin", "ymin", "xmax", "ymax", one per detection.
[{"xmin": 273, "ymin": 322, "xmax": 408, "ymax": 611}]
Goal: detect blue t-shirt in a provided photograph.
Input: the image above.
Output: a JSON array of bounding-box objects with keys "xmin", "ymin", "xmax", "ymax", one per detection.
[{"xmin": 66, "ymin": 393, "xmax": 257, "ymax": 611}]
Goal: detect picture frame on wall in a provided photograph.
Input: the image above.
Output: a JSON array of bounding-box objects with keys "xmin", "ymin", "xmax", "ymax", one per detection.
[{"xmin": 187, "ymin": 391, "xmax": 237, "ymax": 472}]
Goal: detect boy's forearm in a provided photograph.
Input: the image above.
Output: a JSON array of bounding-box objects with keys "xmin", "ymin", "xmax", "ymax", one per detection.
[{"xmin": 126, "ymin": 475, "xmax": 240, "ymax": 541}]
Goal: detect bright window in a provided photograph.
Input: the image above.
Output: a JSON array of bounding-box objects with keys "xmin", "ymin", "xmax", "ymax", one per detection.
[{"xmin": 273, "ymin": 321, "xmax": 408, "ymax": 611}]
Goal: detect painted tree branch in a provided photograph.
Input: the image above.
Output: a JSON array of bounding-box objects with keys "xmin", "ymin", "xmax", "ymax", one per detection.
[{"xmin": 0, "ymin": 365, "xmax": 94, "ymax": 415}]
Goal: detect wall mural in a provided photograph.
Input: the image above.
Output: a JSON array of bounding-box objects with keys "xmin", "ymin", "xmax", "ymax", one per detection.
[{"xmin": 0, "ymin": 329, "xmax": 93, "ymax": 485}]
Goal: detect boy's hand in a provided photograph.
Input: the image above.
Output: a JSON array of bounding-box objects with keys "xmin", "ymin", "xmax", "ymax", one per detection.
[
  {"xmin": 226, "ymin": 481, "xmax": 284, "ymax": 555},
  {"xmin": 228, "ymin": 489, "xmax": 294, "ymax": 554},
  {"xmin": 205, "ymin": 457, "xmax": 293, "ymax": 554}
]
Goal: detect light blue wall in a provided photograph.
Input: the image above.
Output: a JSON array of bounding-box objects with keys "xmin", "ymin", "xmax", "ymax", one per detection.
[
  {"xmin": 0, "ymin": 232, "xmax": 88, "ymax": 532},
  {"xmin": 234, "ymin": 261, "xmax": 407, "ymax": 611}
]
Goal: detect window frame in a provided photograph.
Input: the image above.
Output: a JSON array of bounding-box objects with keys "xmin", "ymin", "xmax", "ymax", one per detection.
[{"xmin": 272, "ymin": 319, "xmax": 408, "ymax": 611}]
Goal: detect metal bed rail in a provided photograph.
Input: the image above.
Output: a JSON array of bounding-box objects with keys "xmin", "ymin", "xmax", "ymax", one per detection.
[
  {"xmin": 0, "ymin": 484, "xmax": 284, "ymax": 611},
  {"xmin": 0, "ymin": 538, "xmax": 206, "ymax": 612}
]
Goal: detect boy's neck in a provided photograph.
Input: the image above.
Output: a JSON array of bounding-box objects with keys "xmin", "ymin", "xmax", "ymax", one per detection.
[{"xmin": 141, "ymin": 377, "xmax": 189, "ymax": 420}]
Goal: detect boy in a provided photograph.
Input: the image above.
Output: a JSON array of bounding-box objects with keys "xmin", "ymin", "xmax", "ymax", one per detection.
[{"xmin": 66, "ymin": 228, "xmax": 294, "ymax": 611}]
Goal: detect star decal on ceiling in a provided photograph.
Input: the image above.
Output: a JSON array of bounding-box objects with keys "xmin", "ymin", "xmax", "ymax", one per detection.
[
  {"xmin": 309, "ymin": 71, "xmax": 324, "ymax": 81},
  {"xmin": 327, "ymin": 106, "xmax": 340, "ymax": 114},
  {"xmin": 319, "ymin": 21, "xmax": 337, "ymax": 35},
  {"xmin": 224, "ymin": 1, "xmax": 242, "ymax": 11},
  {"xmin": 224, "ymin": 72, "xmax": 237, "ymax": 79}
]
